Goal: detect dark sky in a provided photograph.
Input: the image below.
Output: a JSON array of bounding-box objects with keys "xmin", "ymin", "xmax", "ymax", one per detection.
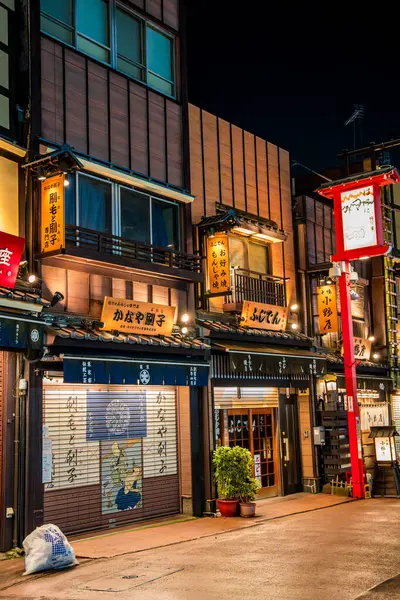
[{"xmin": 186, "ymin": 4, "xmax": 400, "ymax": 172}]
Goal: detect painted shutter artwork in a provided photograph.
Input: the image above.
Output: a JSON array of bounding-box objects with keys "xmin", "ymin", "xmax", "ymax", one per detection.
[{"xmin": 43, "ymin": 383, "xmax": 179, "ymax": 536}]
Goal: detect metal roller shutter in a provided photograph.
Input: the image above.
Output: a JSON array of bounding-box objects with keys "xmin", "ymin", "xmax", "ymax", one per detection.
[
  {"xmin": 214, "ymin": 386, "xmax": 279, "ymax": 409},
  {"xmin": 0, "ymin": 352, "xmax": 3, "ymax": 503},
  {"xmin": 43, "ymin": 381, "xmax": 179, "ymax": 536}
]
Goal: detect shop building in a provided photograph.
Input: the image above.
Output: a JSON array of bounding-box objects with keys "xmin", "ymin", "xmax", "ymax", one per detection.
[
  {"xmin": 189, "ymin": 106, "xmax": 327, "ymax": 507},
  {"xmin": 294, "ymin": 188, "xmax": 394, "ymax": 485},
  {"xmin": 15, "ymin": 0, "xmax": 210, "ymax": 539}
]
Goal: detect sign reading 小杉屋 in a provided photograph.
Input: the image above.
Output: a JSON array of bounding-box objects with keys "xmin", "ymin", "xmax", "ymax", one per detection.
[
  {"xmin": 41, "ymin": 173, "xmax": 65, "ymax": 253},
  {"xmin": 0, "ymin": 230, "xmax": 25, "ymax": 289},
  {"xmin": 341, "ymin": 185, "xmax": 377, "ymax": 252},
  {"xmin": 317, "ymin": 285, "xmax": 338, "ymax": 334},
  {"xmin": 207, "ymin": 233, "xmax": 230, "ymax": 294},
  {"xmin": 100, "ymin": 297, "xmax": 175, "ymax": 336},
  {"xmin": 240, "ymin": 300, "xmax": 288, "ymax": 331}
]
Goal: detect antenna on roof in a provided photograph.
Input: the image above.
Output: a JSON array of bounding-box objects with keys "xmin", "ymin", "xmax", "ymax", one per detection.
[{"xmin": 344, "ymin": 104, "xmax": 364, "ymax": 153}]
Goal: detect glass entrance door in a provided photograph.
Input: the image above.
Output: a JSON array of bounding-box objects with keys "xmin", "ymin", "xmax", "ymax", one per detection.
[{"xmin": 225, "ymin": 408, "xmax": 277, "ymax": 493}]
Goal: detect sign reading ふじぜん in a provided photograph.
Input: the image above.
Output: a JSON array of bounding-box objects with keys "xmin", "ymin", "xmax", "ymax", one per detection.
[
  {"xmin": 100, "ymin": 297, "xmax": 175, "ymax": 336},
  {"xmin": 240, "ymin": 300, "xmax": 287, "ymax": 331}
]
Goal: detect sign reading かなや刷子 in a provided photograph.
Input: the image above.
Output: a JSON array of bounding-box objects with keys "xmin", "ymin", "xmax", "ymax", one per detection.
[
  {"xmin": 240, "ymin": 300, "xmax": 288, "ymax": 331},
  {"xmin": 100, "ymin": 297, "xmax": 175, "ymax": 336},
  {"xmin": 41, "ymin": 174, "xmax": 65, "ymax": 253},
  {"xmin": 317, "ymin": 285, "xmax": 338, "ymax": 334}
]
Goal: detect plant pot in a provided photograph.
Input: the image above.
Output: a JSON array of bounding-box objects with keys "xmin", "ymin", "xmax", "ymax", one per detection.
[
  {"xmin": 217, "ymin": 499, "xmax": 238, "ymax": 517},
  {"xmin": 239, "ymin": 502, "xmax": 256, "ymax": 518}
]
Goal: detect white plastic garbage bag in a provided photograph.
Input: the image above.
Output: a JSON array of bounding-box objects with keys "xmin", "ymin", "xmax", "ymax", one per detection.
[{"xmin": 23, "ymin": 524, "xmax": 78, "ymax": 575}]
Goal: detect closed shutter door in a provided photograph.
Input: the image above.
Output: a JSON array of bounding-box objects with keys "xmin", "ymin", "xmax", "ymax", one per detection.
[
  {"xmin": 43, "ymin": 382, "xmax": 179, "ymax": 536},
  {"xmin": 214, "ymin": 386, "xmax": 279, "ymax": 409},
  {"xmin": 392, "ymin": 395, "xmax": 400, "ymax": 456}
]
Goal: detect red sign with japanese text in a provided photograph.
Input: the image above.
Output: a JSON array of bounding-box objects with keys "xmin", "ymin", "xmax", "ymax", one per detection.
[{"xmin": 0, "ymin": 230, "xmax": 25, "ymax": 289}]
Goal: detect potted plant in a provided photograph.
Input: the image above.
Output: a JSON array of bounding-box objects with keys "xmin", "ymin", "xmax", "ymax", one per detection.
[
  {"xmin": 213, "ymin": 446, "xmax": 257, "ymax": 517},
  {"xmin": 238, "ymin": 477, "xmax": 260, "ymax": 517}
]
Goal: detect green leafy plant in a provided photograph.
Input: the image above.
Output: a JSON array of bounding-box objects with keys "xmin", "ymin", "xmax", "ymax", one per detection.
[
  {"xmin": 213, "ymin": 445, "xmax": 258, "ymax": 500},
  {"xmin": 238, "ymin": 477, "xmax": 260, "ymax": 503}
]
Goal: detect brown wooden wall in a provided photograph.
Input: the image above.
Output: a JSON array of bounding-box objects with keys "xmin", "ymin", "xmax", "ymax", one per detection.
[
  {"xmin": 189, "ymin": 105, "xmax": 297, "ymax": 307},
  {"xmin": 42, "ymin": 266, "xmax": 188, "ymax": 321},
  {"xmin": 124, "ymin": 0, "xmax": 179, "ymax": 31},
  {"xmin": 41, "ymin": 37, "xmax": 183, "ymax": 189}
]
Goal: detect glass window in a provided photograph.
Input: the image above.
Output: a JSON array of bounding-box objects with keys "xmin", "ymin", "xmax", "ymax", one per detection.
[
  {"xmin": 120, "ymin": 188, "xmax": 150, "ymax": 244},
  {"xmin": 146, "ymin": 27, "xmax": 173, "ymax": 96},
  {"xmin": 0, "ymin": 6, "xmax": 8, "ymax": 46},
  {"xmin": 76, "ymin": 0, "xmax": 110, "ymax": 62},
  {"xmin": 0, "ymin": 94, "xmax": 9, "ymax": 129},
  {"xmin": 151, "ymin": 199, "xmax": 178, "ymax": 249},
  {"xmin": 116, "ymin": 8, "xmax": 143, "ymax": 80},
  {"xmin": 64, "ymin": 175, "xmax": 76, "ymax": 226},
  {"xmin": 0, "ymin": 49, "xmax": 8, "ymax": 90},
  {"xmin": 78, "ymin": 175, "xmax": 112, "ymax": 234},
  {"xmin": 40, "ymin": 0, "xmax": 73, "ymax": 44},
  {"xmin": 249, "ymin": 242, "xmax": 269, "ymax": 274},
  {"xmin": 229, "ymin": 237, "xmax": 248, "ymax": 270}
]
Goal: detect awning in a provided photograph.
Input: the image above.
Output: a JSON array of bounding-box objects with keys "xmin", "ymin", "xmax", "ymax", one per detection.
[
  {"xmin": 64, "ymin": 355, "xmax": 209, "ymax": 387},
  {"xmin": 213, "ymin": 342, "xmax": 327, "ymax": 378},
  {"xmin": 0, "ymin": 315, "xmax": 44, "ymax": 350}
]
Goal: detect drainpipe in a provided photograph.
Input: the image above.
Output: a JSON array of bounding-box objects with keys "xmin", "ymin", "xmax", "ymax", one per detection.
[{"xmin": 12, "ymin": 355, "xmax": 27, "ymax": 549}]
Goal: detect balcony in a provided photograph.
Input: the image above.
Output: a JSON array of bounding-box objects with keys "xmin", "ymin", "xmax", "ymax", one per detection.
[
  {"xmin": 38, "ymin": 225, "xmax": 203, "ymax": 283},
  {"xmin": 223, "ymin": 268, "xmax": 286, "ymax": 312}
]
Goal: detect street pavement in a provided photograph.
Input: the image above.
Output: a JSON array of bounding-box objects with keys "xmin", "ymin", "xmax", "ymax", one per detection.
[{"xmin": 0, "ymin": 498, "xmax": 399, "ymax": 600}]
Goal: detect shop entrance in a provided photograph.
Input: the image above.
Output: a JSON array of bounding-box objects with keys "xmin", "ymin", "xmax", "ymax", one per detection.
[
  {"xmin": 279, "ymin": 394, "xmax": 302, "ymax": 495},
  {"xmin": 225, "ymin": 408, "xmax": 278, "ymax": 496}
]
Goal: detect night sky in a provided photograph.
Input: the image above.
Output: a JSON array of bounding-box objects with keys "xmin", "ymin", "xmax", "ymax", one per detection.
[{"xmin": 186, "ymin": 4, "xmax": 400, "ymax": 173}]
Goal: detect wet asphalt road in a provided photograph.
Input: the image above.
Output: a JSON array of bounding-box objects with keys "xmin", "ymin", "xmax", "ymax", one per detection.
[{"xmin": 0, "ymin": 498, "xmax": 399, "ymax": 600}]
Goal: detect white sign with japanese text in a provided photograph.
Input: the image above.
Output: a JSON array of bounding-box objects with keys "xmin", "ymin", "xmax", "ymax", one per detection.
[{"xmin": 341, "ymin": 185, "xmax": 377, "ymax": 252}]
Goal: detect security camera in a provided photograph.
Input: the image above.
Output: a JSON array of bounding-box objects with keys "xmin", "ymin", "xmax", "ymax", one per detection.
[
  {"xmin": 349, "ymin": 270, "xmax": 358, "ymax": 283},
  {"xmin": 329, "ymin": 264, "xmax": 341, "ymax": 279}
]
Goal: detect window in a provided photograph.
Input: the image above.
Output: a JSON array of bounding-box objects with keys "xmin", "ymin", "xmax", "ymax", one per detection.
[
  {"xmin": 0, "ymin": 4, "xmax": 10, "ymax": 130},
  {"xmin": 76, "ymin": 0, "xmax": 110, "ymax": 63},
  {"xmin": 40, "ymin": 0, "xmax": 176, "ymax": 97},
  {"xmin": 152, "ymin": 199, "xmax": 179, "ymax": 249},
  {"xmin": 147, "ymin": 26, "xmax": 174, "ymax": 96},
  {"xmin": 228, "ymin": 236, "xmax": 271, "ymax": 274},
  {"xmin": 120, "ymin": 188, "xmax": 150, "ymax": 243},
  {"xmin": 116, "ymin": 8, "xmax": 143, "ymax": 81},
  {"xmin": 78, "ymin": 175, "xmax": 112, "ymax": 234},
  {"xmin": 66, "ymin": 174, "xmax": 180, "ymax": 250}
]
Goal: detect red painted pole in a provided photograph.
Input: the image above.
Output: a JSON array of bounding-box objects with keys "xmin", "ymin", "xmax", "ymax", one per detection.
[{"xmin": 338, "ymin": 262, "xmax": 365, "ymax": 498}]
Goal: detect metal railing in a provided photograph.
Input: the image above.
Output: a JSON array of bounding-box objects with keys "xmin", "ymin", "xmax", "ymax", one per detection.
[
  {"xmin": 227, "ymin": 268, "xmax": 286, "ymax": 306},
  {"xmin": 65, "ymin": 225, "xmax": 202, "ymax": 273}
]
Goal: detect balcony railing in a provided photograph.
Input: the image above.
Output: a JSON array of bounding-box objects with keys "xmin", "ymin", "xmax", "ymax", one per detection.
[
  {"xmin": 65, "ymin": 225, "xmax": 202, "ymax": 273},
  {"xmin": 227, "ymin": 268, "xmax": 286, "ymax": 307}
]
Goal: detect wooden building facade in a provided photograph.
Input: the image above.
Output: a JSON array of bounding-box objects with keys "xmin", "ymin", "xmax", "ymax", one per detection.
[
  {"xmin": 189, "ymin": 106, "xmax": 328, "ymax": 504},
  {"xmin": 9, "ymin": 0, "xmax": 210, "ymax": 542}
]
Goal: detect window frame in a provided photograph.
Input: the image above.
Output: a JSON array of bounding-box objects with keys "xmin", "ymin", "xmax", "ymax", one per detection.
[
  {"xmin": 227, "ymin": 233, "xmax": 272, "ymax": 275},
  {"xmin": 72, "ymin": 172, "xmax": 180, "ymax": 249},
  {"xmin": 40, "ymin": 0, "xmax": 177, "ymax": 99}
]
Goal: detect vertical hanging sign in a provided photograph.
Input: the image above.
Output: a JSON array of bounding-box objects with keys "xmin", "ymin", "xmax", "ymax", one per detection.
[
  {"xmin": 317, "ymin": 285, "xmax": 338, "ymax": 334},
  {"xmin": 41, "ymin": 174, "xmax": 65, "ymax": 253},
  {"xmin": 207, "ymin": 233, "xmax": 230, "ymax": 294}
]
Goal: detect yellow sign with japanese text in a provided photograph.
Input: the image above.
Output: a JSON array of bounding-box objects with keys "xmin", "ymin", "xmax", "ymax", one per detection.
[
  {"xmin": 41, "ymin": 173, "xmax": 65, "ymax": 253},
  {"xmin": 241, "ymin": 300, "xmax": 288, "ymax": 331},
  {"xmin": 100, "ymin": 297, "xmax": 176, "ymax": 336},
  {"xmin": 207, "ymin": 233, "xmax": 230, "ymax": 294},
  {"xmin": 317, "ymin": 285, "xmax": 338, "ymax": 334}
]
